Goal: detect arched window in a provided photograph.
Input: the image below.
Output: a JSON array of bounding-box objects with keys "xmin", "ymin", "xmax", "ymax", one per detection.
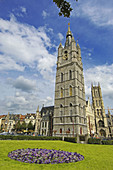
[
  {"xmin": 69, "ymin": 86, "xmax": 72, "ymax": 96},
  {"xmin": 69, "ymin": 70, "xmax": 72, "ymax": 80},
  {"xmin": 70, "ymin": 103, "xmax": 73, "ymax": 122},
  {"xmin": 98, "ymin": 120, "xmax": 104, "ymax": 127},
  {"xmin": 79, "ymin": 104, "xmax": 81, "ymax": 115},
  {"xmin": 60, "ymin": 128, "xmax": 62, "ymax": 133},
  {"xmin": 80, "ymin": 127, "xmax": 82, "ymax": 135},
  {"xmin": 78, "ymin": 86, "xmax": 80, "ymax": 96},
  {"xmin": 61, "ymin": 73, "xmax": 63, "ymax": 82},
  {"xmin": 60, "ymin": 104, "xmax": 63, "ymax": 116},
  {"xmin": 61, "ymin": 88, "xmax": 63, "ymax": 98}
]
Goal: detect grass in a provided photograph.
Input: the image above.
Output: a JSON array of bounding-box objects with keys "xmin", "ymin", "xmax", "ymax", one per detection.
[{"xmin": 0, "ymin": 140, "xmax": 113, "ymax": 170}]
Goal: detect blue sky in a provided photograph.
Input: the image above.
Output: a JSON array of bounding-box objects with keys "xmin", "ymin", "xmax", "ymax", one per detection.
[{"xmin": 0, "ymin": 0, "xmax": 113, "ymax": 114}]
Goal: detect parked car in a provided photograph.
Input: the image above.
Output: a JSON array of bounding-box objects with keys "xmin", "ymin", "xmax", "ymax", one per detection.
[{"xmin": 0, "ymin": 132, "xmax": 9, "ymax": 135}]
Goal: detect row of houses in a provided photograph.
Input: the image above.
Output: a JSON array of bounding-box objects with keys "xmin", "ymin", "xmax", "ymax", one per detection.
[{"xmin": 0, "ymin": 97, "xmax": 113, "ymax": 138}]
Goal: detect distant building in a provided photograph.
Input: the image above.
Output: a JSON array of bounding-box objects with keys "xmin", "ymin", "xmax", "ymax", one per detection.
[
  {"xmin": 35, "ymin": 106, "xmax": 41, "ymax": 135},
  {"xmin": 86, "ymin": 98, "xmax": 95, "ymax": 137},
  {"xmin": 40, "ymin": 106, "xmax": 54, "ymax": 136},
  {"xmin": 91, "ymin": 83, "xmax": 110, "ymax": 137}
]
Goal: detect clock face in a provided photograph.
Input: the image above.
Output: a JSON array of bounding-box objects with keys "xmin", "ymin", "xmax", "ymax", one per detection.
[{"xmin": 63, "ymin": 50, "xmax": 68, "ymax": 60}]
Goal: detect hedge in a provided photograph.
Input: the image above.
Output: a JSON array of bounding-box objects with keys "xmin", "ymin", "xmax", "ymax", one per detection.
[
  {"xmin": 88, "ymin": 138, "xmax": 101, "ymax": 144},
  {"xmin": 101, "ymin": 140, "xmax": 113, "ymax": 145},
  {"xmin": 64, "ymin": 137, "xmax": 77, "ymax": 143},
  {"xmin": 0, "ymin": 135, "xmax": 62, "ymax": 140}
]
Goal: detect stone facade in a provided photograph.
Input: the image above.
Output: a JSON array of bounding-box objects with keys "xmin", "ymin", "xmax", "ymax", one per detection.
[
  {"xmin": 86, "ymin": 98, "xmax": 95, "ymax": 137},
  {"xmin": 35, "ymin": 106, "xmax": 41, "ymax": 135},
  {"xmin": 53, "ymin": 24, "xmax": 87, "ymax": 141},
  {"xmin": 91, "ymin": 83, "xmax": 112, "ymax": 137},
  {"xmin": 40, "ymin": 106, "xmax": 54, "ymax": 136}
]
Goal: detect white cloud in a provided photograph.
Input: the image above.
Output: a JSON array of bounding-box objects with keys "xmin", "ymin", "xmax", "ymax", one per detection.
[
  {"xmin": 20, "ymin": 7, "xmax": 27, "ymax": 14},
  {"xmin": 71, "ymin": 0, "xmax": 113, "ymax": 27},
  {"xmin": 13, "ymin": 76, "xmax": 37, "ymax": 92},
  {"xmin": 84, "ymin": 63, "xmax": 113, "ymax": 108},
  {"xmin": 58, "ymin": 33, "xmax": 64, "ymax": 41},
  {"xmin": 0, "ymin": 15, "xmax": 56, "ymax": 79},
  {"xmin": 42, "ymin": 10, "xmax": 49, "ymax": 19}
]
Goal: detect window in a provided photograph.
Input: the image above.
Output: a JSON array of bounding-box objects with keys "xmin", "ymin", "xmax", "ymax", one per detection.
[
  {"xmin": 69, "ymin": 86, "xmax": 72, "ymax": 96},
  {"xmin": 60, "ymin": 128, "xmax": 62, "ymax": 133},
  {"xmin": 69, "ymin": 70, "xmax": 72, "ymax": 80},
  {"xmin": 96, "ymin": 100, "xmax": 98, "ymax": 106},
  {"xmin": 61, "ymin": 73, "xmax": 63, "ymax": 82},
  {"xmin": 79, "ymin": 104, "xmax": 81, "ymax": 115},
  {"xmin": 80, "ymin": 127, "xmax": 82, "ymax": 135},
  {"xmin": 98, "ymin": 120, "xmax": 104, "ymax": 127},
  {"xmin": 99, "ymin": 100, "xmax": 101, "ymax": 106},
  {"xmin": 42, "ymin": 122, "xmax": 44, "ymax": 127},
  {"xmin": 45, "ymin": 122, "xmax": 47, "ymax": 127},
  {"xmin": 78, "ymin": 86, "xmax": 80, "ymax": 96},
  {"xmin": 61, "ymin": 88, "xmax": 63, "ymax": 98},
  {"xmin": 97, "ymin": 109, "xmax": 99, "ymax": 116}
]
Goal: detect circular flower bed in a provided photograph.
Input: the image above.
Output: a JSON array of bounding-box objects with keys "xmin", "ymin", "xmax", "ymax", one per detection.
[{"xmin": 8, "ymin": 148, "xmax": 84, "ymax": 164}]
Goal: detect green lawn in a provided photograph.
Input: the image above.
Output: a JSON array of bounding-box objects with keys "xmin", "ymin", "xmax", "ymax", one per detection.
[{"xmin": 0, "ymin": 140, "xmax": 113, "ymax": 170}]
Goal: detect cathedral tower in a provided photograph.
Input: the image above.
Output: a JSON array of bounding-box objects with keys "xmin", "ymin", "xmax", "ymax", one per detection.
[
  {"xmin": 53, "ymin": 24, "xmax": 87, "ymax": 141},
  {"xmin": 91, "ymin": 83, "xmax": 108, "ymax": 137}
]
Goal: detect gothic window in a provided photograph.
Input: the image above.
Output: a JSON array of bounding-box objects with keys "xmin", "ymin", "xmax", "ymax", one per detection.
[
  {"xmin": 99, "ymin": 100, "xmax": 101, "ymax": 106},
  {"xmin": 42, "ymin": 122, "xmax": 44, "ymax": 127},
  {"xmin": 79, "ymin": 104, "xmax": 81, "ymax": 115},
  {"xmin": 97, "ymin": 109, "xmax": 99, "ymax": 116},
  {"xmin": 60, "ymin": 104, "xmax": 63, "ymax": 116},
  {"xmin": 45, "ymin": 122, "xmax": 47, "ymax": 127},
  {"xmin": 96, "ymin": 100, "xmax": 98, "ymax": 106},
  {"xmin": 61, "ymin": 88, "xmax": 63, "ymax": 98},
  {"xmin": 60, "ymin": 128, "xmax": 62, "ymax": 133},
  {"xmin": 69, "ymin": 86, "xmax": 72, "ymax": 96},
  {"xmin": 69, "ymin": 70, "xmax": 72, "ymax": 80},
  {"xmin": 61, "ymin": 73, "xmax": 63, "ymax": 82},
  {"xmin": 98, "ymin": 120, "xmax": 104, "ymax": 127},
  {"xmin": 80, "ymin": 127, "xmax": 82, "ymax": 135}
]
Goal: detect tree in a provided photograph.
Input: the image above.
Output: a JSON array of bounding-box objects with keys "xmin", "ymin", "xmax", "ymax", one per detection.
[
  {"xmin": 53, "ymin": 0, "xmax": 78, "ymax": 17},
  {"xmin": 15, "ymin": 120, "xmax": 21, "ymax": 131},
  {"xmin": 27, "ymin": 121, "xmax": 35, "ymax": 131}
]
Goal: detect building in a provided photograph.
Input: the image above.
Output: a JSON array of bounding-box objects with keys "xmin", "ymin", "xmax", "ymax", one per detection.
[
  {"xmin": 86, "ymin": 98, "xmax": 95, "ymax": 137},
  {"xmin": 35, "ymin": 106, "xmax": 41, "ymax": 135},
  {"xmin": 53, "ymin": 24, "xmax": 87, "ymax": 142},
  {"xmin": 91, "ymin": 83, "xmax": 109, "ymax": 137},
  {"xmin": 40, "ymin": 106, "xmax": 54, "ymax": 136}
]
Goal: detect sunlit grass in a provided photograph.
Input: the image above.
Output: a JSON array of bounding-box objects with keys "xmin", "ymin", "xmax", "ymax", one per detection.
[{"xmin": 0, "ymin": 140, "xmax": 113, "ymax": 170}]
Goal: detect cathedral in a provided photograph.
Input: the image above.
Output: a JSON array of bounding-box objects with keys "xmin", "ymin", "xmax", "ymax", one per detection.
[{"xmin": 52, "ymin": 24, "xmax": 113, "ymax": 141}]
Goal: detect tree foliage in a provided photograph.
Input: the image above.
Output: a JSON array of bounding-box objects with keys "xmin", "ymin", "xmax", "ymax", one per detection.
[{"xmin": 53, "ymin": 0, "xmax": 78, "ymax": 17}]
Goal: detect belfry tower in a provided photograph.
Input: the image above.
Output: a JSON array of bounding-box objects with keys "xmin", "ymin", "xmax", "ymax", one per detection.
[
  {"xmin": 53, "ymin": 24, "xmax": 87, "ymax": 142},
  {"xmin": 91, "ymin": 83, "xmax": 108, "ymax": 137}
]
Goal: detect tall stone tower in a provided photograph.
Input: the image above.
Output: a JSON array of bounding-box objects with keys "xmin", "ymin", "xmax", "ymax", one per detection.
[
  {"xmin": 35, "ymin": 106, "xmax": 41, "ymax": 135},
  {"xmin": 91, "ymin": 83, "xmax": 108, "ymax": 137},
  {"xmin": 53, "ymin": 24, "xmax": 87, "ymax": 142}
]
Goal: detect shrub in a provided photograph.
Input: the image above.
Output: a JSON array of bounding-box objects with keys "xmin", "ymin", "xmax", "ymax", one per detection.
[
  {"xmin": 64, "ymin": 137, "xmax": 77, "ymax": 143},
  {"xmin": 88, "ymin": 138, "xmax": 101, "ymax": 144},
  {"xmin": 101, "ymin": 140, "xmax": 113, "ymax": 145},
  {"xmin": 0, "ymin": 135, "xmax": 62, "ymax": 141}
]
